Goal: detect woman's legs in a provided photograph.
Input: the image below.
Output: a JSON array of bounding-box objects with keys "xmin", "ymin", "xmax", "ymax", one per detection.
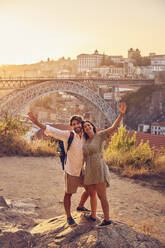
[
  {"xmin": 78, "ymin": 189, "xmax": 89, "ymax": 208},
  {"xmin": 95, "ymin": 182, "xmax": 109, "ymax": 221},
  {"xmin": 86, "ymin": 185, "xmax": 97, "ymax": 218}
]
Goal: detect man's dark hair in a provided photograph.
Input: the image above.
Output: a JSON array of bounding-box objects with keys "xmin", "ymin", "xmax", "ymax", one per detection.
[{"xmin": 70, "ymin": 115, "xmax": 83, "ymax": 126}]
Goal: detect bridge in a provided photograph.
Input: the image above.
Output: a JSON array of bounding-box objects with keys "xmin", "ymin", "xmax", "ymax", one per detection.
[
  {"xmin": 0, "ymin": 77, "xmax": 154, "ymax": 89},
  {"xmin": 0, "ymin": 77, "xmax": 155, "ymax": 125}
]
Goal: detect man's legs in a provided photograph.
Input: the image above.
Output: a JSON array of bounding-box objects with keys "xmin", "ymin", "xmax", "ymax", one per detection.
[
  {"xmin": 64, "ymin": 192, "xmax": 77, "ymax": 226},
  {"xmin": 64, "ymin": 172, "xmax": 90, "ymax": 225},
  {"xmin": 64, "ymin": 190, "xmax": 89, "ymax": 217},
  {"xmin": 64, "ymin": 172, "xmax": 87, "ymax": 226},
  {"xmin": 77, "ymin": 178, "xmax": 90, "ymax": 212},
  {"xmin": 64, "ymin": 192, "xmax": 72, "ymax": 218},
  {"xmin": 64, "ymin": 173, "xmax": 77, "ymax": 226}
]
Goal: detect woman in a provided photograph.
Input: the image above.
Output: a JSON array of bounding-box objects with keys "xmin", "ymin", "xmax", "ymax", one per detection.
[{"xmin": 82, "ymin": 102, "xmax": 127, "ymax": 228}]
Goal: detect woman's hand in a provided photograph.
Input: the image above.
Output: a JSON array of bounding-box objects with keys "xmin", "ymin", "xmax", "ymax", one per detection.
[
  {"xmin": 118, "ymin": 102, "xmax": 127, "ymax": 115},
  {"xmin": 106, "ymin": 102, "xmax": 127, "ymax": 135}
]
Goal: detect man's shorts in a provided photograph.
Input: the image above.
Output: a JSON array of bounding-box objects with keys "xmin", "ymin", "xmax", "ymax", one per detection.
[{"xmin": 64, "ymin": 172, "xmax": 84, "ymax": 194}]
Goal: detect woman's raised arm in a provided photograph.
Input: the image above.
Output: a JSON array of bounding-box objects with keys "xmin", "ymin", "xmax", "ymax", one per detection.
[{"xmin": 105, "ymin": 102, "xmax": 127, "ymax": 135}]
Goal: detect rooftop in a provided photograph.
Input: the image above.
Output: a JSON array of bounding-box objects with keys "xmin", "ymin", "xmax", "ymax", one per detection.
[
  {"xmin": 152, "ymin": 122, "xmax": 165, "ymax": 126},
  {"xmin": 130, "ymin": 131, "xmax": 165, "ymax": 149}
]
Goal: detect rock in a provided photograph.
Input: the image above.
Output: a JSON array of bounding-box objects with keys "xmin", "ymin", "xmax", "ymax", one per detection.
[
  {"xmin": 9, "ymin": 198, "xmax": 37, "ymax": 215},
  {"xmin": 0, "ymin": 213, "xmax": 164, "ymax": 248},
  {"xmin": 0, "ymin": 196, "xmax": 9, "ymax": 208},
  {"xmin": 0, "ymin": 230, "xmax": 35, "ymax": 248},
  {"xmin": 30, "ymin": 212, "xmax": 165, "ymax": 248},
  {"xmin": 0, "ymin": 203, "xmax": 37, "ymax": 233}
]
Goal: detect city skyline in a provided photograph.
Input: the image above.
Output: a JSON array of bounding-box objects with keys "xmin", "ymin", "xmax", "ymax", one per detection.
[{"xmin": 0, "ymin": 0, "xmax": 165, "ymax": 65}]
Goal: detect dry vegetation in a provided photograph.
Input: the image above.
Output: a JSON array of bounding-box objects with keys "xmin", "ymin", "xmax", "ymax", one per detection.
[
  {"xmin": 103, "ymin": 125, "xmax": 165, "ymax": 180},
  {"xmin": 0, "ymin": 114, "xmax": 58, "ymax": 157},
  {"xmin": 0, "ymin": 116, "xmax": 165, "ymax": 183}
]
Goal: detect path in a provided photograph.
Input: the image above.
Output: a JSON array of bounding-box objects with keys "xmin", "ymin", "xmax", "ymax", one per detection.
[{"xmin": 0, "ymin": 156, "xmax": 164, "ymax": 244}]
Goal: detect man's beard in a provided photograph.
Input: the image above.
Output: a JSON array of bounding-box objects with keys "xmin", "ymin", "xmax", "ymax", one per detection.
[{"xmin": 74, "ymin": 127, "xmax": 82, "ymax": 134}]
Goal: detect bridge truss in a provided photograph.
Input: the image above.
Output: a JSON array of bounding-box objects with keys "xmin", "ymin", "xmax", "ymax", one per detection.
[{"xmin": 0, "ymin": 79, "xmax": 117, "ymax": 125}]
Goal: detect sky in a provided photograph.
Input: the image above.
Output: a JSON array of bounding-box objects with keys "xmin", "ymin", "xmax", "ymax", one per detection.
[{"xmin": 0, "ymin": 0, "xmax": 165, "ymax": 65}]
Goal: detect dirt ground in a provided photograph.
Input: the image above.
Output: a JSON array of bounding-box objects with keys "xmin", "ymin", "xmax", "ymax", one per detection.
[{"xmin": 0, "ymin": 156, "xmax": 165, "ymax": 245}]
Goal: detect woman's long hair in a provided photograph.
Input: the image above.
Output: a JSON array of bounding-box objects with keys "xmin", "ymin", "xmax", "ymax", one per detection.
[{"xmin": 82, "ymin": 121, "xmax": 96, "ymax": 140}]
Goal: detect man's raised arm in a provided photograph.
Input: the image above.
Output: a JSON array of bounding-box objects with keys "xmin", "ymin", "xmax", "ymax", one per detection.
[{"xmin": 28, "ymin": 112, "xmax": 46, "ymax": 131}]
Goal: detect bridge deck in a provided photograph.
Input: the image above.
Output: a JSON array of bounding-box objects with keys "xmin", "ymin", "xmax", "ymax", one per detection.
[{"xmin": 0, "ymin": 77, "xmax": 155, "ymax": 90}]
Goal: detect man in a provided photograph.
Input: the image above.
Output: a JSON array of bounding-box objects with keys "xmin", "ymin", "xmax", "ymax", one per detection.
[{"xmin": 28, "ymin": 113, "xmax": 90, "ymax": 226}]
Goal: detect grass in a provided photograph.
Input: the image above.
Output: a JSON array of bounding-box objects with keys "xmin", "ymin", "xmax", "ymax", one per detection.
[
  {"xmin": 104, "ymin": 149, "xmax": 165, "ymax": 184},
  {"xmin": 0, "ymin": 135, "xmax": 58, "ymax": 157}
]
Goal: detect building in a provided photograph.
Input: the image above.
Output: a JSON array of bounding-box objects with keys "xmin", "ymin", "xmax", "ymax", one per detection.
[
  {"xmin": 150, "ymin": 54, "xmax": 165, "ymax": 66},
  {"xmin": 91, "ymin": 65, "xmax": 125, "ymax": 79},
  {"xmin": 0, "ymin": 57, "xmax": 77, "ymax": 78},
  {"xmin": 91, "ymin": 66, "xmax": 109, "ymax": 78},
  {"xmin": 137, "ymin": 122, "xmax": 165, "ymax": 136},
  {"xmin": 138, "ymin": 124, "xmax": 150, "ymax": 133},
  {"xmin": 149, "ymin": 54, "xmax": 165, "ymax": 72},
  {"xmin": 151, "ymin": 122, "xmax": 165, "ymax": 135},
  {"xmin": 117, "ymin": 85, "xmax": 138, "ymax": 99},
  {"xmin": 128, "ymin": 48, "xmax": 141, "ymax": 60},
  {"xmin": 139, "ymin": 53, "xmax": 165, "ymax": 79},
  {"xmin": 77, "ymin": 50, "xmax": 105, "ymax": 73},
  {"xmin": 123, "ymin": 62, "xmax": 136, "ymax": 78},
  {"xmin": 109, "ymin": 56, "xmax": 124, "ymax": 64},
  {"xmin": 108, "ymin": 66, "xmax": 125, "ymax": 79},
  {"xmin": 139, "ymin": 66, "xmax": 155, "ymax": 79}
]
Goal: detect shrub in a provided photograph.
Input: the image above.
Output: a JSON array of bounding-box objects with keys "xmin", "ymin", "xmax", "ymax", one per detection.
[
  {"xmin": 129, "ymin": 140, "xmax": 153, "ymax": 169},
  {"xmin": 103, "ymin": 125, "xmax": 155, "ymax": 176},
  {"xmin": 105, "ymin": 125, "xmax": 136, "ymax": 153},
  {"xmin": 0, "ymin": 114, "xmax": 58, "ymax": 156},
  {"xmin": 153, "ymin": 150, "xmax": 165, "ymax": 176}
]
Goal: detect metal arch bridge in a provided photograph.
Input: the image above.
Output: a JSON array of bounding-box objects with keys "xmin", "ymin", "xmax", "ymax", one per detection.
[
  {"xmin": 0, "ymin": 79, "xmax": 119, "ymax": 124},
  {"xmin": 0, "ymin": 77, "xmax": 155, "ymax": 89},
  {"xmin": 0, "ymin": 77, "xmax": 154, "ymax": 123}
]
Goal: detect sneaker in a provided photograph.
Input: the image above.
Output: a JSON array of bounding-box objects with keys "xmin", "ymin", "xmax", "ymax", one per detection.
[
  {"xmin": 67, "ymin": 217, "xmax": 77, "ymax": 227},
  {"xmin": 96, "ymin": 219, "xmax": 112, "ymax": 228},
  {"xmin": 83, "ymin": 213, "xmax": 96, "ymax": 222},
  {"xmin": 77, "ymin": 206, "xmax": 91, "ymax": 213}
]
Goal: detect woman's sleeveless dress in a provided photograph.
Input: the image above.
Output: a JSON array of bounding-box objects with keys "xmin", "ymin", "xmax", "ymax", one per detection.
[{"xmin": 83, "ymin": 130, "xmax": 110, "ymax": 186}]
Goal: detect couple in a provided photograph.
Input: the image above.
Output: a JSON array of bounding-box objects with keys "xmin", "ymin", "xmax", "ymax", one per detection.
[{"xmin": 28, "ymin": 102, "xmax": 126, "ymax": 228}]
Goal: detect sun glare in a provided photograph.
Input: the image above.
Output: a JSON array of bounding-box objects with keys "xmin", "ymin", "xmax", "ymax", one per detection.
[{"xmin": 0, "ymin": 0, "xmax": 164, "ymax": 65}]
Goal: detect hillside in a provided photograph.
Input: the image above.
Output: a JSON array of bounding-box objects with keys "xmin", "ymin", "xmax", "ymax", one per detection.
[{"xmin": 122, "ymin": 84, "xmax": 165, "ymax": 130}]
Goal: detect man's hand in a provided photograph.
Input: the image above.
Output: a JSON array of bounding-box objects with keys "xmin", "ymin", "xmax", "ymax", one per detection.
[
  {"xmin": 118, "ymin": 102, "xmax": 127, "ymax": 115},
  {"xmin": 28, "ymin": 112, "xmax": 46, "ymax": 130}
]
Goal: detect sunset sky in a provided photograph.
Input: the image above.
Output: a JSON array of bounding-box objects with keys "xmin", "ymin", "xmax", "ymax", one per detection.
[{"xmin": 0, "ymin": 0, "xmax": 164, "ymax": 65}]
